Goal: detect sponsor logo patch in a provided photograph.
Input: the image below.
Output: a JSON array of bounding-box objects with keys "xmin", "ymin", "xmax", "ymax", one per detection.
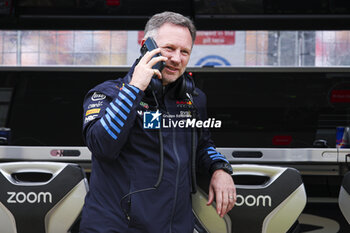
[
  {"xmin": 140, "ymin": 101, "xmax": 149, "ymax": 109},
  {"xmin": 84, "ymin": 114, "xmax": 98, "ymax": 124},
  {"xmin": 85, "ymin": 108, "xmax": 101, "ymax": 116},
  {"xmin": 88, "ymin": 101, "xmax": 103, "ymax": 109},
  {"xmin": 176, "ymin": 100, "xmax": 193, "ymax": 108},
  {"xmin": 91, "ymin": 92, "xmax": 106, "ymax": 101}
]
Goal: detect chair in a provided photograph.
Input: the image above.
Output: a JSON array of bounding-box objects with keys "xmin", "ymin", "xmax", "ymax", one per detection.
[
  {"xmin": 193, "ymin": 164, "xmax": 306, "ymax": 233},
  {"xmin": 0, "ymin": 162, "xmax": 88, "ymax": 233},
  {"xmin": 192, "ymin": 188, "xmax": 232, "ymax": 233},
  {"xmin": 339, "ymin": 171, "xmax": 350, "ymax": 224}
]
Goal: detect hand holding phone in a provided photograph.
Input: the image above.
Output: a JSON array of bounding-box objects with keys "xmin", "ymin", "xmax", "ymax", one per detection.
[
  {"xmin": 140, "ymin": 37, "xmax": 166, "ymax": 73},
  {"xmin": 140, "ymin": 37, "xmax": 166, "ymax": 93},
  {"xmin": 130, "ymin": 37, "xmax": 167, "ymax": 92}
]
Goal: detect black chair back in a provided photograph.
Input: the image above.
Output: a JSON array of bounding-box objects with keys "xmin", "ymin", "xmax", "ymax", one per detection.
[{"xmin": 0, "ymin": 162, "xmax": 88, "ymax": 233}]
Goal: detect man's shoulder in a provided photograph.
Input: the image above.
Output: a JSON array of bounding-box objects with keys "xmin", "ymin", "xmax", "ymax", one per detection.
[{"xmin": 89, "ymin": 77, "xmax": 126, "ymax": 97}]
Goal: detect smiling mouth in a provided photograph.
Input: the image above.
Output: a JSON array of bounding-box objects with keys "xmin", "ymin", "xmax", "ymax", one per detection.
[{"xmin": 165, "ymin": 66, "xmax": 178, "ymax": 72}]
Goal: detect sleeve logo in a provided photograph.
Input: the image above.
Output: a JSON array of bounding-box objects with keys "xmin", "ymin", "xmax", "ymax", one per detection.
[
  {"xmin": 91, "ymin": 92, "xmax": 106, "ymax": 101},
  {"xmin": 85, "ymin": 108, "xmax": 101, "ymax": 116}
]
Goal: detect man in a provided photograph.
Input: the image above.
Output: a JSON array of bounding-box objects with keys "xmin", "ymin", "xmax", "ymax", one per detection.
[{"xmin": 80, "ymin": 11, "xmax": 236, "ymax": 233}]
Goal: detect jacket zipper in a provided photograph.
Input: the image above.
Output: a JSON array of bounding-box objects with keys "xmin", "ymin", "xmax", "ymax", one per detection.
[{"xmin": 169, "ymin": 120, "xmax": 181, "ymax": 233}]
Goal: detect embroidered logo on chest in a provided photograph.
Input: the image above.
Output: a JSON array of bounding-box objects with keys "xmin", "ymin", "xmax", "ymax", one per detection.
[{"xmin": 176, "ymin": 100, "xmax": 193, "ymax": 108}]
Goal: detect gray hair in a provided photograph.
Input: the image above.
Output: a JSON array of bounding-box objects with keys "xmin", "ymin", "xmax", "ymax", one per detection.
[{"xmin": 144, "ymin": 11, "xmax": 196, "ymax": 45}]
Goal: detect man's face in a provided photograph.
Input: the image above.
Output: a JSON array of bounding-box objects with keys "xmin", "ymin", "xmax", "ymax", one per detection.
[{"xmin": 154, "ymin": 23, "xmax": 193, "ymax": 85}]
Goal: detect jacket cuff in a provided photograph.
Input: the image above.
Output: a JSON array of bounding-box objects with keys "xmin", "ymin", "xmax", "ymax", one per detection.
[{"xmin": 209, "ymin": 161, "xmax": 233, "ymax": 176}]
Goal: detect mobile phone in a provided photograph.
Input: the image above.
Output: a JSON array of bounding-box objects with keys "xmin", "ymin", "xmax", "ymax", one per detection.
[
  {"xmin": 140, "ymin": 37, "xmax": 165, "ymax": 72},
  {"xmin": 140, "ymin": 37, "xmax": 165, "ymax": 93}
]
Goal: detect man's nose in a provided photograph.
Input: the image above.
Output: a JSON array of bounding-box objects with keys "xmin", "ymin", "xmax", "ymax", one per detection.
[{"xmin": 169, "ymin": 50, "xmax": 181, "ymax": 64}]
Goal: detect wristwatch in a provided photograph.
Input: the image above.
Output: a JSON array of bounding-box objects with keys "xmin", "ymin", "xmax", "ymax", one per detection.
[{"xmin": 210, "ymin": 162, "xmax": 233, "ymax": 175}]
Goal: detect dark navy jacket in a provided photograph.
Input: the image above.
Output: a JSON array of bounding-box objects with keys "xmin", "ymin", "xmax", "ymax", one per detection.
[{"xmin": 79, "ymin": 68, "xmax": 229, "ymax": 233}]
